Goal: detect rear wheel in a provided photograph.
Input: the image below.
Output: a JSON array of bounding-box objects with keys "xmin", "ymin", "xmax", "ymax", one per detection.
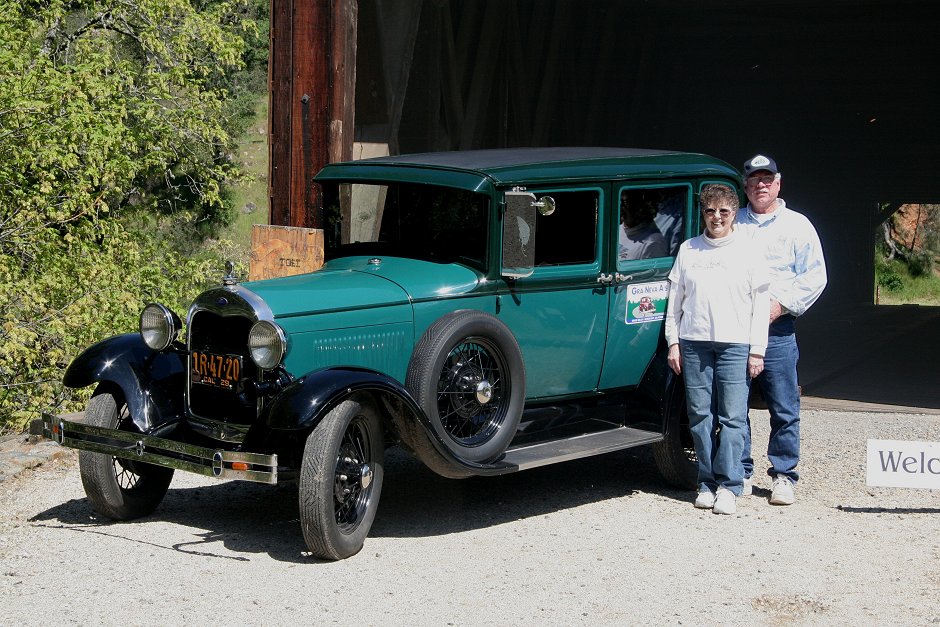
[
  {"xmin": 651, "ymin": 382, "xmax": 698, "ymax": 489},
  {"xmin": 299, "ymin": 398, "xmax": 384, "ymax": 560},
  {"xmin": 78, "ymin": 392, "xmax": 174, "ymax": 520}
]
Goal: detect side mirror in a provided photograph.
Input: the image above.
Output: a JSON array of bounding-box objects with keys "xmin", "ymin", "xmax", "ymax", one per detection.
[
  {"xmin": 501, "ymin": 191, "xmax": 537, "ymax": 278},
  {"xmin": 534, "ymin": 195, "xmax": 555, "ymax": 216}
]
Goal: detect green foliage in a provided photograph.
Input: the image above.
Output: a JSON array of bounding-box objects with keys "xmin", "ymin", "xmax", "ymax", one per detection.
[
  {"xmin": 0, "ymin": 0, "xmax": 264, "ymax": 433},
  {"xmin": 875, "ymin": 249, "xmax": 940, "ymax": 305}
]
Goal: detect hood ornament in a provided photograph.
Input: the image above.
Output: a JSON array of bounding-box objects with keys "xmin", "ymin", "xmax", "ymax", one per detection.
[{"xmin": 222, "ymin": 260, "xmax": 239, "ymax": 286}]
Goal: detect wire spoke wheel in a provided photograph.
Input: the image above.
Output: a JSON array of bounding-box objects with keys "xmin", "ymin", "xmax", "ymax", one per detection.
[
  {"xmin": 333, "ymin": 415, "xmax": 377, "ymax": 532},
  {"xmin": 435, "ymin": 337, "xmax": 509, "ymax": 446},
  {"xmin": 300, "ymin": 398, "xmax": 384, "ymax": 560},
  {"xmin": 78, "ymin": 390, "xmax": 174, "ymax": 520},
  {"xmin": 407, "ymin": 310, "xmax": 526, "ymax": 463}
]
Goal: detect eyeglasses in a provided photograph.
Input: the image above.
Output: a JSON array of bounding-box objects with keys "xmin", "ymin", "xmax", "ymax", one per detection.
[
  {"xmin": 746, "ymin": 174, "xmax": 777, "ymax": 186},
  {"xmin": 702, "ymin": 207, "xmax": 733, "ymax": 217}
]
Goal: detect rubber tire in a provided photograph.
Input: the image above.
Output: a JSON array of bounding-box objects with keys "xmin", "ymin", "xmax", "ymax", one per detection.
[
  {"xmin": 78, "ymin": 392, "xmax": 174, "ymax": 520},
  {"xmin": 299, "ymin": 398, "xmax": 384, "ymax": 560},
  {"xmin": 651, "ymin": 382, "xmax": 698, "ymax": 489},
  {"xmin": 406, "ymin": 310, "xmax": 525, "ymax": 463}
]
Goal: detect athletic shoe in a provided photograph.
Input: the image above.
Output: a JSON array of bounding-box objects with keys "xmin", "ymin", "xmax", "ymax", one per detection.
[
  {"xmin": 742, "ymin": 476, "xmax": 753, "ymax": 496},
  {"xmin": 694, "ymin": 489, "xmax": 715, "ymax": 509},
  {"xmin": 713, "ymin": 488, "xmax": 737, "ymax": 515},
  {"xmin": 770, "ymin": 475, "xmax": 796, "ymax": 505}
]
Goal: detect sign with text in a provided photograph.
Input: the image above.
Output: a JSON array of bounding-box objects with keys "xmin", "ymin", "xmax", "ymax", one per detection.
[
  {"xmin": 625, "ymin": 280, "xmax": 669, "ymax": 325},
  {"xmin": 866, "ymin": 439, "xmax": 940, "ymax": 489}
]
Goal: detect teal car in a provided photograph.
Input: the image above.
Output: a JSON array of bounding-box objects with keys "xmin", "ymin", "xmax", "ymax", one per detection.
[{"xmin": 35, "ymin": 147, "xmax": 743, "ymax": 560}]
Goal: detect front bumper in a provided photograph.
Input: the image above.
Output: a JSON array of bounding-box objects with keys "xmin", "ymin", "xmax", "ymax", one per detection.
[{"xmin": 32, "ymin": 413, "xmax": 278, "ymax": 484}]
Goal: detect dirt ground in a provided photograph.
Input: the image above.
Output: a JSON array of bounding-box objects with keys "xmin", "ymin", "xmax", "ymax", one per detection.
[{"xmin": 1, "ymin": 408, "xmax": 939, "ymax": 626}]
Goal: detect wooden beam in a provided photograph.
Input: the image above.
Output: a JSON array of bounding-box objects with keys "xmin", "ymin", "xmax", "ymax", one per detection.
[
  {"xmin": 268, "ymin": 0, "xmax": 293, "ymax": 227},
  {"xmin": 330, "ymin": 0, "xmax": 358, "ymax": 164},
  {"xmin": 269, "ymin": 0, "xmax": 359, "ymax": 229},
  {"xmin": 289, "ymin": 0, "xmax": 329, "ymax": 228}
]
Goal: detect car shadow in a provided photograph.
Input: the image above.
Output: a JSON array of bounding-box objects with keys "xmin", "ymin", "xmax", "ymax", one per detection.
[{"xmin": 28, "ymin": 445, "xmax": 689, "ymax": 563}]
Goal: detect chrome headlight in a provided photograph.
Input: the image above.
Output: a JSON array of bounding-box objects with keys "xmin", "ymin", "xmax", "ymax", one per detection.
[
  {"xmin": 248, "ymin": 320, "xmax": 287, "ymax": 370},
  {"xmin": 140, "ymin": 303, "xmax": 181, "ymax": 351}
]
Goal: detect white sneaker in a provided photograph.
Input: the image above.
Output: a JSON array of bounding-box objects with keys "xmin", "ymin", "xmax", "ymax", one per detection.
[
  {"xmin": 770, "ymin": 475, "xmax": 796, "ymax": 505},
  {"xmin": 713, "ymin": 488, "xmax": 737, "ymax": 515},
  {"xmin": 742, "ymin": 476, "xmax": 753, "ymax": 496},
  {"xmin": 694, "ymin": 489, "xmax": 715, "ymax": 509}
]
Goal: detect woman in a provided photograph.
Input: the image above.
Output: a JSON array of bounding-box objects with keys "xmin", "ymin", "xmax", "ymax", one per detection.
[{"xmin": 664, "ymin": 184, "xmax": 769, "ymax": 515}]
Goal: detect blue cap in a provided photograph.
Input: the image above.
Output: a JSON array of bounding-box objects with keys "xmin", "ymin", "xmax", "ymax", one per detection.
[{"xmin": 743, "ymin": 154, "xmax": 779, "ymax": 176}]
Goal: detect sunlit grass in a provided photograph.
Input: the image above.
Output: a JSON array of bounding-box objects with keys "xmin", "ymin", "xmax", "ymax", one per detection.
[
  {"xmin": 875, "ymin": 251, "xmax": 940, "ymax": 305},
  {"xmin": 226, "ymin": 95, "xmax": 270, "ymax": 254}
]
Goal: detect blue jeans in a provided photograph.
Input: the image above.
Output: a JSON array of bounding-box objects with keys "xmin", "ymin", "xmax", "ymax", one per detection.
[
  {"xmin": 680, "ymin": 340, "xmax": 749, "ymax": 496},
  {"xmin": 742, "ymin": 332, "xmax": 801, "ymax": 482}
]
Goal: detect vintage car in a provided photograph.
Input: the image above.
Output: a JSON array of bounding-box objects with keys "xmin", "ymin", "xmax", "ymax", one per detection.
[{"xmin": 34, "ymin": 147, "xmax": 743, "ymax": 560}]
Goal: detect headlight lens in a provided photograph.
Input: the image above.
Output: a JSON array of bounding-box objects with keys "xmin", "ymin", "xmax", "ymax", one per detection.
[
  {"xmin": 248, "ymin": 320, "xmax": 287, "ymax": 370},
  {"xmin": 140, "ymin": 303, "xmax": 180, "ymax": 351}
]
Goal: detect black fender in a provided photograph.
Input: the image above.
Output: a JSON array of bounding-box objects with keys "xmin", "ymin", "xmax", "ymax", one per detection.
[
  {"xmin": 63, "ymin": 334, "xmax": 187, "ymax": 433},
  {"xmin": 625, "ymin": 333, "xmax": 680, "ymax": 433},
  {"xmin": 259, "ymin": 366, "xmax": 512, "ymax": 478}
]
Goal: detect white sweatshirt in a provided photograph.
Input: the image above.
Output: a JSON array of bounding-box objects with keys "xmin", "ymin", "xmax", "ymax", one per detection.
[{"xmin": 664, "ymin": 227, "xmax": 770, "ymax": 356}]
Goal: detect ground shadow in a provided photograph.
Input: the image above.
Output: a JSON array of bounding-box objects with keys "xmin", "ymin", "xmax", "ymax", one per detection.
[
  {"xmin": 28, "ymin": 445, "xmax": 688, "ymax": 562},
  {"xmin": 835, "ymin": 505, "xmax": 940, "ymax": 514}
]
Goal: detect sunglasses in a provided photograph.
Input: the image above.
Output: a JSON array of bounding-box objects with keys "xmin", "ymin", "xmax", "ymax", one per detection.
[
  {"xmin": 702, "ymin": 207, "xmax": 733, "ymax": 217},
  {"xmin": 746, "ymin": 174, "xmax": 777, "ymax": 186}
]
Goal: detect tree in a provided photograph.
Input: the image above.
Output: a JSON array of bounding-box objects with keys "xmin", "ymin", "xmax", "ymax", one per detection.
[{"xmin": 0, "ymin": 0, "xmax": 260, "ymax": 432}]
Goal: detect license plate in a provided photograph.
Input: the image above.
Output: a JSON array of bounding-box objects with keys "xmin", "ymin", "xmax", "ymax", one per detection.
[{"xmin": 191, "ymin": 351, "xmax": 243, "ymax": 390}]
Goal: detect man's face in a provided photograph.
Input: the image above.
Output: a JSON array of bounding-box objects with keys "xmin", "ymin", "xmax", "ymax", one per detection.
[{"xmin": 745, "ymin": 170, "xmax": 781, "ymax": 213}]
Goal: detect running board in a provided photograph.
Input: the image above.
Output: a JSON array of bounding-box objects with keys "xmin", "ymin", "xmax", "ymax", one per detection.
[{"xmin": 500, "ymin": 427, "xmax": 663, "ymax": 472}]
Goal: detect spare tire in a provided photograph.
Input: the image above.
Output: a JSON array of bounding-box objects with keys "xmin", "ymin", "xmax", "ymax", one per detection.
[{"xmin": 406, "ymin": 310, "xmax": 525, "ymax": 462}]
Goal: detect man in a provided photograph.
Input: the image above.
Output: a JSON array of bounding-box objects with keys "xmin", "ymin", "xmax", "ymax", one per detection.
[{"xmin": 736, "ymin": 154, "xmax": 827, "ymax": 505}]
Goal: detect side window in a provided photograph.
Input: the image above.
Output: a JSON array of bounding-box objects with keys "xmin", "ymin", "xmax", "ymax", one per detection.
[
  {"xmin": 617, "ymin": 186, "xmax": 687, "ymax": 262},
  {"xmin": 533, "ymin": 190, "xmax": 599, "ymax": 266}
]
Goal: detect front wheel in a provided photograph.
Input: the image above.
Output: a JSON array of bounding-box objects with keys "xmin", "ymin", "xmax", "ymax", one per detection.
[
  {"xmin": 78, "ymin": 392, "xmax": 174, "ymax": 520},
  {"xmin": 299, "ymin": 398, "xmax": 385, "ymax": 560}
]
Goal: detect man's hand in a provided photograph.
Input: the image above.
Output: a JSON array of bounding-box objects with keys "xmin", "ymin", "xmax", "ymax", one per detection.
[
  {"xmin": 667, "ymin": 343, "xmax": 682, "ymax": 375},
  {"xmin": 769, "ymin": 299, "xmax": 784, "ymax": 323},
  {"xmin": 748, "ymin": 354, "xmax": 764, "ymax": 379}
]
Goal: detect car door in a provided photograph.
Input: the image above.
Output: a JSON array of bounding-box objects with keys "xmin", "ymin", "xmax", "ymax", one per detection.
[
  {"xmin": 496, "ymin": 185, "xmax": 609, "ymax": 399},
  {"xmin": 598, "ymin": 183, "xmax": 692, "ymax": 389}
]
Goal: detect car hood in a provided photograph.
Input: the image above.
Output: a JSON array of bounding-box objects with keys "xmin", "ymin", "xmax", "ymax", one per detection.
[{"xmin": 245, "ymin": 257, "xmax": 483, "ymax": 319}]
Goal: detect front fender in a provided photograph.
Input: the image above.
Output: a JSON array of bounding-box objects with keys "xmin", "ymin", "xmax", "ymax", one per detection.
[
  {"xmin": 64, "ymin": 334, "xmax": 186, "ymax": 433},
  {"xmin": 259, "ymin": 367, "xmax": 506, "ymax": 478}
]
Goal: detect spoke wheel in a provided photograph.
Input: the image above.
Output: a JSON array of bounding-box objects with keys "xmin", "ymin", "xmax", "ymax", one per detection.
[
  {"xmin": 407, "ymin": 310, "xmax": 525, "ymax": 463},
  {"xmin": 300, "ymin": 398, "xmax": 384, "ymax": 560},
  {"xmin": 78, "ymin": 391, "xmax": 174, "ymax": 520},
  {"xmin": 652, "ymin": 380, "xmax": 699, "ymax": 489},
  {"xmin": 436, "ymin": 337, "xmax": 509, "ymax": 447}
]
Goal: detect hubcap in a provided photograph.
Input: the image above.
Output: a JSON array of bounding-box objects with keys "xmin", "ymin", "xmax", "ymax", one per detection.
[{"xmin": 475, "ymin": 380, "xmax": 493, "ymax": 404}]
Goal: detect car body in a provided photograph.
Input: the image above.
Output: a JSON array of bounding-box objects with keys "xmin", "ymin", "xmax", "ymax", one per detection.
[{"xmin": 35, "ymin": 147, "xmax": 743, "ymax": 559}]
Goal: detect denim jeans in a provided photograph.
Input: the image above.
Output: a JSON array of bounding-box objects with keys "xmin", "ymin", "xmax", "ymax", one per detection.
[
  {"xmin": 680, "ymin": 339, "xmax": 750, "ymax": 496},
  {"xmin": 742, "ymin": 332, "xmax": 801, "ymax": 482}
]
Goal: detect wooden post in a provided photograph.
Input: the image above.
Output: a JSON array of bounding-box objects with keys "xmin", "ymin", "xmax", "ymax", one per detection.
[{"xmin": 268, "ymin": 0, "xmax": 358, "ymax": 229}]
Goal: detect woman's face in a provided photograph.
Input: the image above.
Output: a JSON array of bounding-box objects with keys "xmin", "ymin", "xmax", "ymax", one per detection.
[{"xmin": 702, "ymin": 203, "xmax": 735, "ymax": 239}]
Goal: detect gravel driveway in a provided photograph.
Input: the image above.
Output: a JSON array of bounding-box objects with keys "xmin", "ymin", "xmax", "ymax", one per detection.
[{"xmin": 2, "ymin": 408, "xmax": 939, "ymax": 625}]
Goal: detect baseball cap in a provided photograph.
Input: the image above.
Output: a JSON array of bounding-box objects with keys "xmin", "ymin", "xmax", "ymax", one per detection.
[{"xmin": 743, "ymin": 154, "xmax": 779, "ymax": 176}]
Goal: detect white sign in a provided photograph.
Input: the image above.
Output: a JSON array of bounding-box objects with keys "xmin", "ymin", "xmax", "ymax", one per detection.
[
  {"xmin": 625, "ymin": 280, "xmax": 669, "ymax": 325},
  {"xmin": 866, "ymin": 439, "xmax": 940, "ymax": 489}
]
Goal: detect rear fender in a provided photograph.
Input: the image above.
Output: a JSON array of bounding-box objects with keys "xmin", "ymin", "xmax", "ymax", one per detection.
[
  {"xmin": 63, "ymin": 334, "xmax": 187, "ymax": 433},
  {"xmin": 625, "ymin": 334, "xmax": 677, "ymax": 433}
]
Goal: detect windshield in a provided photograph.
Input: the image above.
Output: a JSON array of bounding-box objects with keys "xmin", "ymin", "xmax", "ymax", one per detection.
[{"xmin": 321, "ymin": 182, "xmax": 489, "ymax": 270}]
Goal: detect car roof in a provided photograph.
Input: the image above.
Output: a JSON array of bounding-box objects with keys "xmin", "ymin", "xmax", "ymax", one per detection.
[{"xmin": 315, "ymin": 147, "xmax": 740, "ymax": 190}]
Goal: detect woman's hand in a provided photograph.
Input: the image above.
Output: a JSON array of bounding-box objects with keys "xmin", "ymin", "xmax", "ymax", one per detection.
[
  {"xmin": 667, "ymin": 343, "xmax": 682, "ymax": 375},
  {"xmin": 748, "ymin": 354, "xmax": 764, "ymax": 379}
]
